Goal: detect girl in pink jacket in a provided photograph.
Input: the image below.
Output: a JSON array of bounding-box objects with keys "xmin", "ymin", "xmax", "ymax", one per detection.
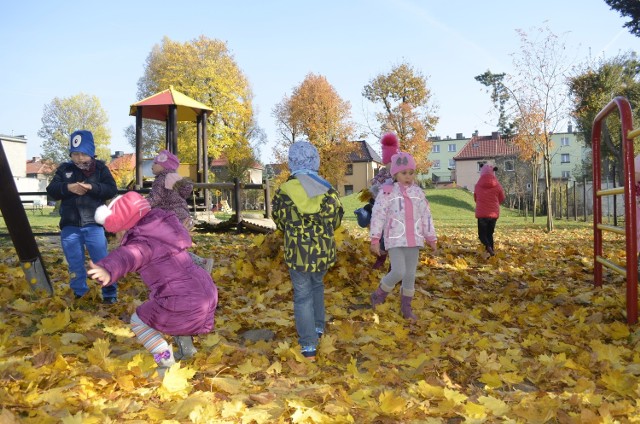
[
  {"xmin": 473, "ymin": 164, "xmax": 506, "ymax": 256},
  {"xmin": 369, "ymin": 152, "xmax": 437, "ymax": 321},
  {"xmin": 88, "ymin": 191, "xmax": 218, "ymax": 377}
]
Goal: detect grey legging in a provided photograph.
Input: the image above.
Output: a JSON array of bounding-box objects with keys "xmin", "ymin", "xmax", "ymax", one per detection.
[{"xmin": 380, "ymin": 246, "xmax": 420, "ymax": 297}]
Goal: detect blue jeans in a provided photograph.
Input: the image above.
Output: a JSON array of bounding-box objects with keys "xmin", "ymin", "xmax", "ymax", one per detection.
[
  {"xmin": 61, "ymin": 225, "xmax": 117, "ymax": 299},
  {"xmin": 289, "ymin": 269, "xmax": 326, "ymax": 350}
]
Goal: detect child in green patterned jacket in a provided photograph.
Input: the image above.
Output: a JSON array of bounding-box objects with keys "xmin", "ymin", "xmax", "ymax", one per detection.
[{"xmin": 272, "ymin": 141, "xmax": 344, "ymax": 361}]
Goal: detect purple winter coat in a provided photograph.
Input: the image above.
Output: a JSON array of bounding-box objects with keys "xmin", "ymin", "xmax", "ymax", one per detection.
[{"xmin": 97, "ymin": 208, "xmax": 217, "ymax": 335}]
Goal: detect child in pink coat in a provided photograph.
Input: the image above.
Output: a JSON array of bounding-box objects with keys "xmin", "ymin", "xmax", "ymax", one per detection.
[
  {"xmin": 369, "ymin": 151, "xmax": 437, "ymax": 321},
  {"xmin": 88, "ymin": 191, "xmax": 218, "ymax": 376}
]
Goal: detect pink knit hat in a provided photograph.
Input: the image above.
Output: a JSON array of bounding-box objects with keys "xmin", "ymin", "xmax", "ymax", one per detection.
[
  {"xmin": 390, "ymin": 152, "xmax": 416, "ymax": 176},
  {"xmin": 381, "ymin": 133, "xmax": 399, "ymax": 164},
  {"xmin": 95, "ymin": 191, "xmax": 151, "ymax": 233},
  {"xmin": 153, "ymin": 149, "xmax": 180, "ymax": 171}
]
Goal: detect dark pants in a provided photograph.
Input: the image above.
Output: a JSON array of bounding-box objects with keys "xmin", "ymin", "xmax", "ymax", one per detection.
[{"xmin": 477, "ymin": 218, "xmax": 497, "ymax": 250}]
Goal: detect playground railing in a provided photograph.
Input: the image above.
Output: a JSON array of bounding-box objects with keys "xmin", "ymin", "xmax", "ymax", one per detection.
[{"xmin": 592, "ymin": 96, "xmax": 640, "ymax": 324}]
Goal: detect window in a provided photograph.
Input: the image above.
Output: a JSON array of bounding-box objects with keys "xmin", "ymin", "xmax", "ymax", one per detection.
[
  {"xmin": 448, "ymin": 144, "xmax": 456, "ymax": 152},
  {"xmin": 562, "ymin": 171, "xmax": 571, "ymax": 179},
  {"xmin": 561, "ymin": 137, "xmax": 570, "ymax": 146},
  {"xmin": 477, "ymin": 161, "xmax": 487, "ymax": 172},
  {"xmin": 345, "ymin": 164, "xmax": 353, "ymax": 175},
  {"xmin": 432, "ymin": 144, "xmax": 440, "ymax": 153},
  {"xmin": 344, "ymin": 185, "xmax": 353, "ymax": 196},
  {"xmin": 448, "ymin": 159, "xmax": 456, "ymax": 168},
  {"xmin": 432, "ymin": 160, "xmax": 441, "ymax": 169},
  {"xmin": 561, "ymin": 153, "xmax": 570, "ymax": 163},
  {"xmin": 504, "ymin": 160, "xmax": 514, "ymax": 172}
]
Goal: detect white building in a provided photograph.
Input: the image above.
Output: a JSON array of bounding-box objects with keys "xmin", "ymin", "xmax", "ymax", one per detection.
[{"xmin": 1, "ymin": 134, "xmax": 48, "ymax": 205}]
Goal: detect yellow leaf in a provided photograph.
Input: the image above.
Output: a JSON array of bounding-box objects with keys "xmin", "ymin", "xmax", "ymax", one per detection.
[
  {"xmin": 60, "ymin": 333, "xmax": 87, "ymax": 345},
  {"xmin": 37, "ymin": 308, "xmax": 70, "ymax": 334},
  {"xmin": 607, "ymin": 321, "xmax": 630, "ymax": 340},
  {"xmin": 479, "ymin": 372, "xmax": 502, "ymax": 389},
  {"xmin": 158, "ymin": 363, "xmax": 196, "ymax": 400},
  {"xmin": 462, "ymin": 401, "xmax": 487, "ymax": 419},
  {"xmin": 86, "ymin": 338, "xmax": 111, "ymax": 368},
  {"xmin": 211, "ymin": 377, "xmax": 242, "ymax": 394},
  {"xmin": 142, "ymin": 406, "xmax": 166, "ymax": 421},
  {"xmin": 266, "ymin": 361, "xmax": 282, "ymax": 375},
  {"xmin": 600, "ymin": 369, "xmax": 637, "ymax": 397},
  {"xmin": 478, "ymin": 395, "xmax": 510, "ymax": 416},
  {"xmin": 443, "ymin": 388, "xmax": 467, "ymax": 405},
  {"xmin": 236, "ymin": 358, "xmax": 262, "ymax": 375},
  {"xmin": 378, "ymin": 390, "xmax": 406, "ymax": 414},
  {"xmin": 412, "ymin": 380, "xmax": 444, "ymax": 399}
]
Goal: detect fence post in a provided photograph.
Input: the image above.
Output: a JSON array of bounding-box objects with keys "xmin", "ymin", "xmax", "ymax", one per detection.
[
  {"xmin": 263, "ymin": 178, "xmax": 272, "ymax": 219},
  {"xmin": 233, "ymin": 178, "xmax": 242, "ymax": 228}
]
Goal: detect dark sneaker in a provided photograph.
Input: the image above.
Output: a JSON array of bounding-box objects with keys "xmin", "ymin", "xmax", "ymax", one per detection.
[
  {"xmin": 102, "ymin": 297, "xmax": 118, "ymax": 305},
  {"xmin": 302, "ymin": 350, "xmax": 317, "ymax": 361}
]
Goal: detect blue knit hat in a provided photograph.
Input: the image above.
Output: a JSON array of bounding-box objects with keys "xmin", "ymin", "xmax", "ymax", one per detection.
[
  {"xmin": 288, "ymin": 141, "xmax": 320, "ymax": 174},
  {"xmin": 69, "ymin": 130, "xmax": 95, "ymax": 157}
]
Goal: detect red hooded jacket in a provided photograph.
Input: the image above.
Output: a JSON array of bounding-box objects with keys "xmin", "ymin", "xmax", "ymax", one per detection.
[{"xmin": 474, "ymin": 165, "xmax": 506, "ymax": 219}]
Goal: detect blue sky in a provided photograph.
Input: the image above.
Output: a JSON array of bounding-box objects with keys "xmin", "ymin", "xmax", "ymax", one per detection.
[{"xmin": 1, "ymin": 0, "xmax": 637, "ymax": 164}]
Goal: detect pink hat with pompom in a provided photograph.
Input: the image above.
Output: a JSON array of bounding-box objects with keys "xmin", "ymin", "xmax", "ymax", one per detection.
[
  {"xmin": 381, "ymin": 132, "xmax": 399, "ymax": 164},
  {"xmin": 390, "ymin": 152, "xmax": 416, "ymax": 176},
  {"xmin": 95, "ymin": 191, "xmax": 151, "ymax": 233}
]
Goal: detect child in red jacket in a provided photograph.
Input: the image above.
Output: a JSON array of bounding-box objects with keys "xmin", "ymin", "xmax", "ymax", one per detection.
[{"xmin": 473, "ymin": 164, "xmax": 506, "ymax": 256}]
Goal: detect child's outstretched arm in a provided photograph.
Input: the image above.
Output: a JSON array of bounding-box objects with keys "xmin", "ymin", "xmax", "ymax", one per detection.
[{"xmin": 88, "ymin": 260, "xmax": 112, "ymax": 286}]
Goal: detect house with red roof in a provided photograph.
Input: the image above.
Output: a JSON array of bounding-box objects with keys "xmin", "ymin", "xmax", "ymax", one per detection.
[{"xmin": 453, "ymin": 132, "xmax": 520, "ymax": 192}]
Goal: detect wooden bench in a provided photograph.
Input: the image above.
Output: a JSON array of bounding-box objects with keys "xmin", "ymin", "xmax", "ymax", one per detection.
[{"xmin": 21, "ymin": 200, "xmax": 44, "ymax": 215}]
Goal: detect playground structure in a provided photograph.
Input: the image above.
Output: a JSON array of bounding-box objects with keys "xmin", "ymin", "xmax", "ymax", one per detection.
[
  {"xmin": 592, "ymin": 96, "xmax": 640, "ymax": 324},
  {"xmin": 129, "ymin": 86, "xmax": 215, "ymax": 209},
  {"xmin": 0, "ymin": 142, "xmax": 53, "ymax": 295}
]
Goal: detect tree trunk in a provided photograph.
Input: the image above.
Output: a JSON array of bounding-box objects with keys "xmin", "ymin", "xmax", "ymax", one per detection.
[{"xmin": 545, "ymin": 158, "xmax": 554, "ymax": 231}]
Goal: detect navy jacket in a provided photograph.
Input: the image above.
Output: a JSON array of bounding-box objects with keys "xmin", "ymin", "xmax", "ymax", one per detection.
[{"xmin": 46, "ymin": 160, "xmax": 118, "ymax": 229}]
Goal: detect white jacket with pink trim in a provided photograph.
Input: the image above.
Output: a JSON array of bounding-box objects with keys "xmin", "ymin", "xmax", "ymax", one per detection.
[{"xmin": 369, "ymin": 182, "xmax": 437, "ymax": 250}]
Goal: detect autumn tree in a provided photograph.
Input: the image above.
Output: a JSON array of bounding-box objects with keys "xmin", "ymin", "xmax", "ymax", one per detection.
[
  {"xmin": 38, "ymin": 93, "xmax": 111, "ymax": 164},
  {"xmin": 129, "ymin": 35, "xmax": 257, "ymax": 171},
  {"xmin": 605, "ymin": 0, "xmax": 640, "ymax": 37},
  {"xmin": 362, "ymin": 62, "xmax": 438, "ymax": 173},
  {"xmin": 476, "ymin": 27, "xmax": 572, "ymax": 231},
  {"xmin": 272, "ymin": 73, "xmax": 356, "ymax": 188},
  {"xmin": 568, "ymin": 53, "xmax": 640, "ymax": 183}
]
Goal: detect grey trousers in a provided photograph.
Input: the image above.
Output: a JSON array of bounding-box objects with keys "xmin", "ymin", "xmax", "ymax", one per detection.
[{"xmin": 380, "ymin": 246, "xmax": 420, "ymax": 297}]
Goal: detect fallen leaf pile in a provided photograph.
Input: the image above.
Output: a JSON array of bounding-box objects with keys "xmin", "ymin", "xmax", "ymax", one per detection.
[{"xmin": 1, "ymin": 224, "xmax": 640, "ymax": 423}]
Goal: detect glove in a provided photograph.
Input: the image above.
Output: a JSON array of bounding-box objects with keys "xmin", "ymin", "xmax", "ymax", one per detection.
[{"xmin": 164, "ymin": 173, "xmax": 182, "ymax": 190}]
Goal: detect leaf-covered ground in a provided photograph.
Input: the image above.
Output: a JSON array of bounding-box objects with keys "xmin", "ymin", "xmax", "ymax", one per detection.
[{"xmin": 1, "ymin": 225, "xmax": 639, "ymax": 423}]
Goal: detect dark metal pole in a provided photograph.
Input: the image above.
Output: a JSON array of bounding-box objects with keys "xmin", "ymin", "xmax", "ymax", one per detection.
[
  {"xmin": 168, "ymin": 105, "xmax": 178, "ymax": 155},
  {"xmin": 202, "ymin": 112, "xmax": 210, "ymax": 210},
  {"xmin": 233, "ymin": 178, "xmax": 242, "ymax": 229},
  {"xmin": 0, "ymin": 142, "xmax": 53, "ymax": 295},
  {"xmin": 264, "ymin": 178, "xmax": 272, "ymax": 219},
  {"xmin": 135, "ymin": 107, "xmax": 143, "ymax": 189}
]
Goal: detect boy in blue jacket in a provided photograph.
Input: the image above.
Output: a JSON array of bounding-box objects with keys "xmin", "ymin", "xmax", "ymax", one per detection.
[{"xmin": 46, "ymin": 130, "xmax": 118, "ymax": 303}]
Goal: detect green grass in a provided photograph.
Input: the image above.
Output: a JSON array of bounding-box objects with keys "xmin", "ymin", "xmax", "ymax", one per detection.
[
  {"xmin": 340, "ymin": 187, "xmax": 592, "ymax": 231},
  {"xmin": 0, "ymin": 188, "xmax": 592, "ymax": 236}
]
